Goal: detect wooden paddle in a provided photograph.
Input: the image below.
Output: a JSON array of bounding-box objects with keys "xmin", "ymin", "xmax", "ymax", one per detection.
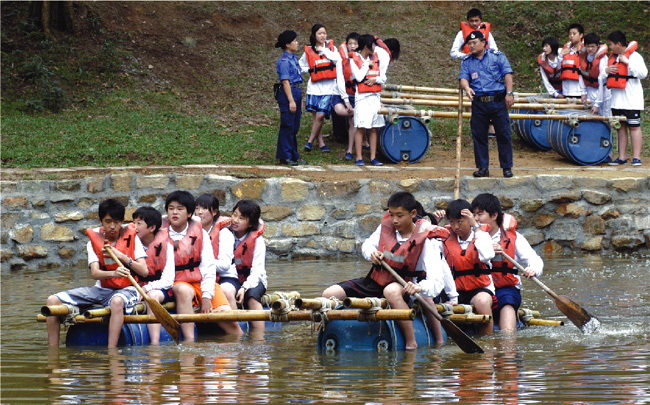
[
  {"xmin": 104, "ymin": 243, "xmax": 181, "ymax": 343},
  {"xmin": 500, "ymin": 252, "xmax": 599, "ymax": 333},
  {"xmin": 380, "ymin": 260, "xmax": 484, "ymax": 354},
  {"xmin": 454, "ymin": 82, "xmax": 463, "ymax": 200}
]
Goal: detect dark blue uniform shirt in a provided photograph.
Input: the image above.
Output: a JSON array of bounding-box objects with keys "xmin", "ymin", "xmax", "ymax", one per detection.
[
  {"xmin": 459, "ymin": 49, "xmax": 513, "ymax": 96},
  {"xmin": 277, "ymin": 51, "xmax": 303, "ymax": 84}
]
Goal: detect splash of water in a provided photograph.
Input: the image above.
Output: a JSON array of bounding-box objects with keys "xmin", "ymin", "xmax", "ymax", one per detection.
[{"xmin": 581, "ymin": 317, "xmax": 601, "ymax": 335}]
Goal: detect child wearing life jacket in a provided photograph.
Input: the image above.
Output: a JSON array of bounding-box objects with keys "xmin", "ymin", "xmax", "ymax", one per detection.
[
  {"xmin": 559, "ymin": 23, "xmax": 586, "ymax": 99},
  {"xmin": 131, "ymin": 206, "xmax": 175, "ymax": 345},
  {"xmin": 351, "ymin": 34, "xmax": 387, "ymax": 167},
  {"xmin": 299, "ymin": 24, "xmax": 341, "ymax": 154},
  {"xmin": 333, "ymin": 32, "xmax": 360, "ymax": 161},
  {"xmin": 440, "ymin": 199, "xmax": 496, "ymax": 335},
  {"xmin": 471, "ymin": 194, "xmax": 543, "ymax": 333},
  {"xmin": 322, "ymin": 192, "xmax": 449, "ymax": 350},
  {"xmin": 45, "ymin": 199, "xmax": 149, "ymax": 347},
  {"xmin": 538, "ymin": 37, "xmax": 563, "ymax": 99},
  {"xmin": 164, "ymin": 191, "xmax": 234, "ymax": 341},
  {"xmin": 229, "ymin": 199, "xmax": 267, "ymax": 329},
  {"xmin": 450, "ymin": 8, "xmax": 498, "ymax": 60},
  {"xmin": 580, "ymin": 33, "xmax": 611, "ymax": 116},
  {"xmin": 603, "ymin": 30, "xmax": 648, "ymax": 167}
]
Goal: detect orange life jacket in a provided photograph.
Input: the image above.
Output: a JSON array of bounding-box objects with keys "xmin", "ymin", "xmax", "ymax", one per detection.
[
  {"xmin": 338, "ymin": 42, "xmax": 356, "ymax": 96},
  {"xmin": 375, "ymin": 37, "xmax": 392, "ymax": 62},
  {"xmin": 443, "ymin": 225, "xmax": 492, "ymax": 292},
  {"xmin": 138, "ymin": 224, "xmax": 170, "ymax": 285},
  {"xmin": 305, "ymin": 40, "xmax": 337, "ymax": 82},
  {"xmin": 207, "ymin": 216, "xmax": 232, "ymax": 260},
  {"xmin": 369, "ymin": 213, "xmax": 450, "ymax": 287},
  {"xmin": 169, "ymin": 219, "xmax": 203, "ymax": 283},
  {"xmin": 351, "ymin": 51, "xmax": 382, "ymax": 93},
  {"xmin": 87, "ymin": 225, "xmax": 138, "ymax": 289},
  {"xmin": 489, "ymin": 214, "xmax": 519, "ymax": 289},
  {"xmin": 538, "ymin": 53, "xmax": 563, "ymax": 91},
  {"xmin": 560, "ymin": 41, "xmax": 583, "ymax": 81},
  {"xmin": 460, "ymin": 21, "xmax": 491, "ymax": 53},
  {"xmin": 607, "ymin": 41, "xmax": 638, "ymax": 90},
  {"xmin": 579, "ymin": 44, "xmax": 608, "ymax": 89},
  {"xmin": 233, "ymin": 220, "xmax": 265, "ymax": 283}
]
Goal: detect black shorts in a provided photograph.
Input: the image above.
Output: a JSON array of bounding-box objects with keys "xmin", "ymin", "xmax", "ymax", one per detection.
[
  {"xmin": 611, "ymin": 108, "xmax": 641, "ymax": 127},
  {"xmin": 458, "ymin": 288, "xmax": 496, "ymax": 308},
  {"xmin": 219, "ymin": 277, "xmax": 242, "ymax": 291},
  {"xmin": 242, "ymin": 283, "xmax": 266, "ymax": 308},
  {"xmin": 338, "ymin": 277, "xmax": 385, "ymax": 298}
]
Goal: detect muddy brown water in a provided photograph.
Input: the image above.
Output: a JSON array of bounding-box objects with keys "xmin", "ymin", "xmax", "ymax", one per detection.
[{"xmin": 2, "ymin": 253, "xmax": 649, "ymax": 403}]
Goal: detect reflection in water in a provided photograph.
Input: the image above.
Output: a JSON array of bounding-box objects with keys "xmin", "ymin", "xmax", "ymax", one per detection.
[{"xmin": 2, "ymin": 254, "xmax": 650, "ymax": 403}]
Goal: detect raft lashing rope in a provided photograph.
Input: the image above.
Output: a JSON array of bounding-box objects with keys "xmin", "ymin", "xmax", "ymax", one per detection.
[{"xmin": 380, "ymin": 84, "xmax": 625, "ymax": 166}]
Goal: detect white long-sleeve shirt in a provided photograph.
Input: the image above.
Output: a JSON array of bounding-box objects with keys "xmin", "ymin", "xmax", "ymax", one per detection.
[
  {"xmin": 539, "ymin": 56, "xmax": 562, "ymax": 98},
  {"xmin": 350, "ymin": 52, "xmax": 387, "ymax": 102},
  {"xmin": 600, "ymin": 51, "xmax": 648, "ymax": 111},
  {"xmin": 361, "ymin": 224, "xmax": 446, "ymax": 298},
  {"xmin": 452, "ymin": 229, "xmax": 496, "ymax": 293},
  {"xmin": 488, "ymin": 230, "xmax": 543, "ymax": 290},
  {"xmin": 580, "ymin": 55, "xmax": 610, "ymax": 111},
  {"xmin": 299, "ymin": 46, "xmax": 341, "ymax": 96},
  {"xmin": 335, "ymin": 58, "xmax": 352, "ymax": 101},
  {"xmin": 168, "ymin": 223, "xmax": 217, "ymax": 299},
  {"xmin": 450, "ymin": 30, "xmax": 498, "ymax": 60},
  {"xmin": 142, "ymin": 242, "xmax": 175, "ymax": 293},
  {"xmin": 228, "ymin": 231, "xmax": 267, "ymax": 290},
  {"xmin": 375, "ymin": 45, "xmax": 391, "ymax": 82},
  {"xmin": 434, "ymin": 239, "xmax": 459, "ymax": 304},
  {"xmin": 213, "ymin": 226, "xmax": 236, "ymax": 278}
]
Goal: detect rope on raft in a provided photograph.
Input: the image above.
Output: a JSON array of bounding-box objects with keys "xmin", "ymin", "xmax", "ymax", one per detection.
[
  {"xmin": 309, "ymin": 297, "xmax": 341, "ymax": 332},
  {"xmin": 519, "ymin": 308, "xmax": 535, "ymax": 324},
  {"xmin": 357, "ymin": 297, "xmax": 384, "ymax": 322},
  {"xmin": 439, "ymin": 303, "xmax": 455, "ymax": 317},
  {"xmin": 62, "ymin": 304, "xmax": 80, "ymax": 327}
]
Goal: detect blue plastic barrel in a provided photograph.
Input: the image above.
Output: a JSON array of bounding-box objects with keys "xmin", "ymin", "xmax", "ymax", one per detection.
[
  {"xmin": 66, "ymin": 322, "xmax": 180, "ymax": 346},
  {"xmin": 547, "ymin": 110, "xmax": 612, "ymax": 165},
  {"xmin": 379, "ymin": 116, "xmax": 430, "ymax": 163},
  {"xmin": 511, "ymin": 109, "xmax": 552, "ymax": 151}
]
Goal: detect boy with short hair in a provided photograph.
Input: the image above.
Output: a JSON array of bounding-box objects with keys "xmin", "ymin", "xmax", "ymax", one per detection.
[
  {"xmin": 580, "ymin": 33, "xmax": 611, "ymax": 116},
  {"xmin": 45, "ymin": 199, "xmax": 149, "ymax": 347},
  {"xmin": 322, "ymin": 191, "xmax": 449, "ymax": 349},
  {"xmin": 559, "ymin": 23, "xmax": 586, "ymax": 99},
  {"xmin": 603, "ymin": 30, "xmax": 647, "ymax": 166},
  {"xmin": 470, "ymin": 193, "xmax": 543, "ymax": 332},
  {"xmin": 442, "ymin": 199, "xmax": 495, "ymax": 335},
  {"xmin": 450, "ymin": 8, "xmax": 498, "ymax": 60}
]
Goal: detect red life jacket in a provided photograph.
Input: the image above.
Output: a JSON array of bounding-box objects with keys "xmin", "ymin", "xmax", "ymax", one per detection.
[
  {"xmin": 138, "ymin": 224, "xmax": 169, "ymax": 285},
  {"xmin": 87, "ymin": 225, "xmax": 138, "ymax": 289},
  {"xmin": 233, "ymin": 220, "xmax": 265, "ymax": 283},
  {"xmin": 443, "ymin": 225, "xmax": 492, "ymax": 293},
  {"xmin": 169, "ymin": 219, "xmax": 203, "ymax": 283},
  {"xmin": 369, "ymin": 213, "xmax": 450, "ymax": 287},
  {"xmin": 538, "ymin": 53, "xmax": 563, "ymax": 91},
  {"xmin": 351, "ymin": 52, "xmax": 382, "ymax": 93},
  {"xmin": 607, "ymin": 41, "xmax": 638, "ymax": 90},
  {"xmin": 305, "ymin": 40, "xmax": 337, "ymax": 82},
  {"xmin": 460, "ymin": 21, "xmax": 491, "ymax": 53},
  {"xmin": 579, "ymin": 44, "xmax": 608, "ymax": 89},
  {"xmin": 338, "ymin": 42, "xmax": 356, "ymax": 96},
  {"xmin": 375, "ymin": 37, "xmax": 392, "ymax": 62},
  {"xmin": 207, "ymin": 216, "xmax": 232, "ymax": 260},
  {"xmin": 560, "ymin": 41, "xmax": 583, "ymax": 81},
  {"xmin": 489, "ymin": 214, "xmax": 519, "ymax": 289}
]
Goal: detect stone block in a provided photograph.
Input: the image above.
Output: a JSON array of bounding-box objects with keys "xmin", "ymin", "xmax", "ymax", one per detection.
[
  {"xmin": 30, "ymin": 211, "xmax": 49, "ymax": 220},
  {"xmin": 111, "ymin": 174, "xmax": 132, "ymax": 192},
  {"xmin": 176, "ymin": 175, "xmax": 204, "ymax": 190},
  {"xmin": 54, "ymin": 211, "xmax": 84, "ymax": 222},
  {"xmin": 136, "ymin": 175, "xmax": 169, "ymax": 190},
  {"xmin": 611, "ymin": 178, "xmax": 641, "ymax": 193},
  {"xmin": 2, "ymin": 213, "xmax": 21, "ymax": 228},
  {"xmin": 11, "ymin": 224, "xmax": 33, "ymax": 243},
  {"xmin": 138, "ymin": 194, "xmax": 158, "ymax": 203},
  {"xmin": 466, "ymin": 177, "xmax": 502, "ymax": 193},
  {"xmin": 601, "ymin": 208, "xmax": 620, "ymax": 220},
  {"xmin": 581, "ymin": 236, "xmax": 603, "ymax": 251},
  {"xmin": 399, "ymin": 179, "xmax": 421, "ymax": 192},
  {"xmin": 431, "ymin": 178, "xmax": 454, "ymax": 192},
  {"xmin": 612, "ymin": 234, "xmax": 645, "ymax": 250},
  {"xmin": 125, "ymin": 207, "xmax": 137, "ymax": 222},
  {"xmin": 262, "ymin": 205, "xmax": 292, "ymax": 222},
  {"xmin": 232, "ymin": 179, "xmax": 267, "ymax": 200},
  {"xmin": 548, "ymin": 190, "xmax": 582, "ymax": 203},
  {"xmin": 533, "ymin": 214, "xmax": 555, "ymax": 228},
  {"xmin": 101, "ymin": 195, "xmax": 130, "ymax": 207},
  {"xmin": 281, "ymin": 223, "xmax": 320, "ymax": 237},
  {"xmin": 520, "ymin": 229, "xmax": 544, "ymax": 246},
  {"xmin": 582, "ymin": 190, "xmax": 611, "ymax": 205},
  {"xmin": 87, "ymin": 177, "xmax": 105, "ymax": 193},
  {"xmin": 330, "ymin": 222, "xmax": 355, "ymax": 239},
  {"xmin": 50, "ymin": 194, "xmax": 75, "ymax": 203},
  {"xmin": 503, "ymin": 176, "xmax": 534, "ymax": 188},
  {"xmin": 78, "ymin": 197, "xmax": 96, "ymax": 209},
  {"xmin": 18, "ymin": 180, "xmax": 51, "ymax": 194},
  {"xmin": 543, "ymin": 240, "xmax": 564, "ymax": 254},
  {"xmin": 86, "ymin": 211, "xmax": 99, "ymax": 221},
  {"xmin": 359, "ymin": 215, "xmax": 381, "ymax": 234},
  {"xmin": 356, "ymin": 204, "xmax": 372, "ymax": 216},
  {"xmin": 497, "ymin": 195, "xmax": 514, "ymax": 209},
  {"xmin": 0, "ymin": 248, "xmax": 14, "ymax": 262},
  {"xmin": 1, "ymin": 181, "xmax": 17, "ymax": 193},
  {"xmin": 55, "ymin": 180, "xmax": 81, "ymax": 192},
  {"xmin": 547, "ymin": 220, "xmax": 581, "ymax": 241},
  {"xmin": 368, "ymin": 180, "xmax": 392, "ymax": 194},
  {"xmin": 58, "ymin": 247, "xmax": 76, "ymax": 259},
  {"xmin": 556, "ymin": 203, "xmax": 585, "ymax": 218},
  {"xmin": 32, "ymin": 199, "xmax": 47, "ymax": 207},
  {"xmin": 645, "ymin": 231, "xmax": 650, "ymax": 249},
  {"xmin": 536, "ymin": 175, "xmax": 574, "ymax": 191},
  {"xmin": 583, "ymin": 216, "xmax": 605, "ymax": 235},
  {"xmin": 266, "ymin": 238, "xmax": 293, "ymax": 253},
  {"xmin": 331, "ymin": 208, "xmax": 351, "ymax": 220},
  {"xmin": 41, "ymin": 223, "xmax": 76, "ymax": 242},
  {"xmin": 520, "ymin": 199, "xmax": 544, "ymax": 212},
  {"xmin": 17, "ymin": 244, "xmax": 48, "ymax": 260},
  {"xmin": 317, "ymin": 180, "xmax": 361, "ymax": 198},
  {"xmin": 3, "ymin": 197, "xmax": 29, "ymax": 209},
  {"xmin": 338, "ymin": 239, "xmax": 357, "ymax": 253},
  {"xmin": 435, "ymin": 200, "xmax": 451, "ymax": 210},
  {"xmin": 297, "ymin": 205, "xmax": 325, "ymax": 221},
  {"xmin": 264, "ymin": 223, "xmax": 280, "ymax": 237},
  {"xmin": 574, "ymin": 177, "xmax": 608, "ymax": 189},
  {"xmin": 634, "ymin": 215, "xmax": 650, "ymax": 231}
]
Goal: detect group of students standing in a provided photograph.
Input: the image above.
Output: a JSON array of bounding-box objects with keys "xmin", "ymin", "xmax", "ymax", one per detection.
[
  {"xmin": 537, "ymin": 24, "xmax": 647, "ymax": 166},
  {"xmin": 46, "ymin": 193, "xmax": 268, "ymax": 347},
  {"xmin": 274, "ymin": 24, "xmax": 400, "ymax": 167}
]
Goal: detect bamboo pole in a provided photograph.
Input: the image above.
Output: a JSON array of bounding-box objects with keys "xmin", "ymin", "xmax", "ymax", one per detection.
[
  {"xmin": 381, "ymin": 97, "xmax": 588, "ymax": 110},
  {"xmin": 294, "ymin": 298, "xmax": 341, "ymax": 310},
  {"xmin": 526, "ymin": 318, "xmax": 564, "ymax": 326},
  {"xmin": 448, "ymin": 314, "xmax": 492, "ymax": 324},
  {"xmin": 343, "ymin": 297, "xmax": 388, "ymax": 310},
  {"xmin": 41, "ymin": 304, "xmax": 79, "ymax": 317},
  {"xmin": 378, "ymin": 108, "xmax": 626, "ymax": 122},
  {"xmin": 433, "ymin": 304, "xmax": 541, "ymax": 318},
  {"xmin": 37, "ymin": 313, "xmax": 96, "ymax": 323},
  {"xmin": 381, "ymin": 91, "xmax": 589, "ymax": 105},
  {"xmin": 83, "ymin": 302, "xmax": 176, "ymax": 319},
  {"xmin": 384, "ymin": 84, "xmax": 542, "ymax": 97},
  {"xmin": 262, "ymin": 291, "xmax": 300, "ymax": 307}
]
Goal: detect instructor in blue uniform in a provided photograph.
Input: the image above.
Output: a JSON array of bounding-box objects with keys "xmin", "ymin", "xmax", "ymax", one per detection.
[
  {"xmin": 275, "ymin": 30, "xmax": 304, "ymax": 166},
  {"xmin": 459, "ymin": 30, "xmax": 515, "ymax": 178}
]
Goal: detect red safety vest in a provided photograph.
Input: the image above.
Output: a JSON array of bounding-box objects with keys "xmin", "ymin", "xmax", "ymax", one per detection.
[
  {"xmin": 87, "ymin": 225, "xmax": 137, "ymax": 289},
  {"xmin": 208, "ymin": 216, "xmax": 232, "ymax": 260},
  {"xmin": 538, "ymin": 53, "xmax": 563, "ymax": 91},
  {"xmin": 579, "ymin": 44, "xmax": 608, "ymax": 89},
  {"xmin": 338, "ymin": 42, "xmax": 356, "ymax": 96},
  {"xmin": 443, "ymin": 225, "xmax": 492, "ymax": 293},
  {"xmin": 351, "ymin": 52, "xmax": 382, "ymax": 93},
  {"xmin": 560, "ymin": 41, "xmax": 583, "ymax": 81},
  {"xmin": 169, "ymin": 219, "xmax": 203, "ymax": 283},
  {"xmin": 138, "ymin": 224, "xmax": 169, "ymax": 285},
  {"xmin": 375, "ymin": 37, "xmax": 393, "ymax": 62},
  {"xmin": 305, "ymin": 40, "xmax": 337, "ymax": 82},
  {"xmin": 607, "ymin": 41, "xmax": 638, "ymax": 90},
  {"xmin": 460, "ymin": 21, "xmax": 491, "ymax": 54},
  {"xmin": 490, "ymin": 214, "xmax": 519, "ymax": 289},
  {"xmin": 369, "ymin": 213, "xmax": 450, "ymax": 287},
  {"xmin": 233, "ymin": 220, "xmax": 265, "ymax": 283}
]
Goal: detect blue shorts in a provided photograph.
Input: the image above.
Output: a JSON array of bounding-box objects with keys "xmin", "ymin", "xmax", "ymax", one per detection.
[
  {"xmin": 242, "ymin": 283, "xmax": 267, "ymax": 308},
  {"xmin": 219, "ymin": 277, "xmax": 241, "ymax": 291},
  {"xmin": 331, "ymin": 95, "xmax": 355, "ymax": 108},
  {"xmin": 306, "ymin": 94, "xmax": 333, "ymax": 118},
  {"xmin": 495, "ymin": 287, "xmax": 522, "ymax": 311}
]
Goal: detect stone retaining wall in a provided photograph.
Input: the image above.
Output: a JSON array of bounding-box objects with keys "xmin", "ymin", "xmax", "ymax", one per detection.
[{"xmin": 1, "ymin": 172, "xmax": 649, "ymax": 270}]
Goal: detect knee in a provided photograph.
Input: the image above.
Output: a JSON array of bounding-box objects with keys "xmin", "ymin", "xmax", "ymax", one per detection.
[
  {"xmin": 383, "ymin": 284, "xmax": 403, "ymax": 301},
  {"xmin": 47, "ymin": 295, "xmax": 62, "ymax": 306},
  {"xmin": 111, "ymin": 297, "xmax": 125, "ymax": 311}
]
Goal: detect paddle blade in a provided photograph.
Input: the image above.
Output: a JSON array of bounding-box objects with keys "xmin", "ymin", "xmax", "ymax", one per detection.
[
  {"xmin": 440, "ymin": 318, "xmax": 484, "ymax": 354},
  {"xmin": 555, "ymin": 295, "xmax": 600, "ymax": 334},
  {"xmin": 146, "ymin": 297, "xmax": 181, "ymax": 344}
]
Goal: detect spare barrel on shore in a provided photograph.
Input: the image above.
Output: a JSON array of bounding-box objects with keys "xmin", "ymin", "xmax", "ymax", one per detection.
[
  {"xmin": 511, "ymin": 109, "xmax": 552, "ymax": 151},
  {"xmin": 379, "ymin": 116, "xmax": 430, "ymax": 163},
  {"xmin": 547, "ymin": 109, "xmax": 613, "ymax": 165}
]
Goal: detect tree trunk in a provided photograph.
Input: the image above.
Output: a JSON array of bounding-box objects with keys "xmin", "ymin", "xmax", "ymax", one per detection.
[{"xmin": 27, "ymin": 1, "xmax": 76, "ymax": 40}]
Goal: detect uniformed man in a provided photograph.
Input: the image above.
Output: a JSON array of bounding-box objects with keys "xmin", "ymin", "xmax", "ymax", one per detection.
[{"xmin": 459, "ymin": 30, "xmax": 515, "ymax": 178}]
